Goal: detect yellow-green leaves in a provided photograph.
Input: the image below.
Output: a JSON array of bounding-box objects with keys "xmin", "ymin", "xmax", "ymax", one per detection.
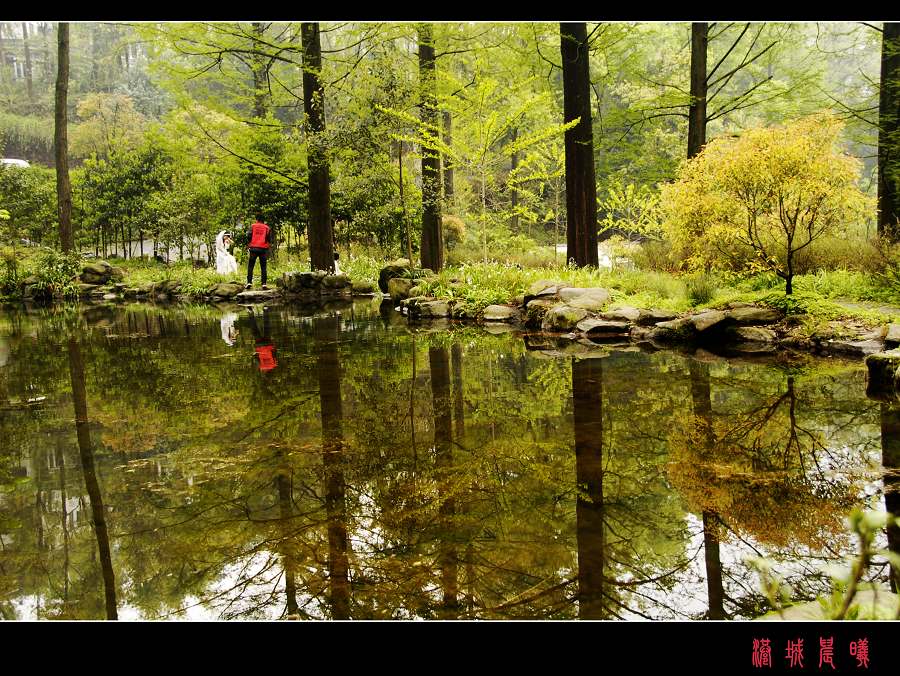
[{"xmin": 661, "ymin": 115, "xmax": 872, "ymax": 293}]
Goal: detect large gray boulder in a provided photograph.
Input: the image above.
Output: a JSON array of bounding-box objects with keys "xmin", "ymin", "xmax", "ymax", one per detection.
[
  {"xmin": 650, "ymin": 317, "xmax": 696, "ymax": 341},
  {"xmin": 352, "ymin": 280, "xmax": 376, "ymax": 294},
  {"xmin": 541, "ymin": 304, "xmax": 589, "ymax": 332},
  {"xmin": 726, "ymin": 306, "xmax": 782, "ymax": 325},
  {"xmin": 322, "ymin": 274, "xmax": 351, "ymax": 289},
  {"xmin": 417, "ymin": 300, "xmax": 450, "ymax": 318},
  {"xmin": 885, "ymin": 323, "xmax": 900, "ymax": 348},
  {"xmin": 635, "ymin": 309, "xmax": 678, "ymax": 326},
  {"xmin": 208, "ymin": 282, "xmax": 245, "ymax": 299},
  {"xmin": 576, "ymin": 318, "xmax": 630, "ymax": 338},
  {"xmin": 483, "ymin": 304, "xmax": 519, "ymax": 322},
  {"xmin": 730, "ymin": 326, "xmax": 777, "ymax": 343},
  {"xmin": 378, "ymin": 261, "xmax": 411, "ymax": 293},
  {"xmin": 599, "ymin": 306, "xmax": 640, "ymax": 322},
  {"xmin": 866, "ymin": 349, "xmax": 900, "ymax": 398},
  {"xmin": 690, "ymin": 310, "xmax": 727, "ymax": 333},
  {"xmin": 388, "ymin": 277, "xmax": 416, "ymax": 302},
  {"xmin": 235, "ymin": 288, "xmax": 281, "ymax": 303},
  {"xmin": 559, "ymin": 287, "xmax": 611, "ymax": 311},
  {"xmin": 524, "ymin": 298, "xmax": 558, "ymax": 329}
]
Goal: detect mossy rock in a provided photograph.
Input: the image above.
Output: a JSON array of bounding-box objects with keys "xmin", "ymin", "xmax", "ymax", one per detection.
[
  {"xmin": 541, "ymin": 304, "xmax": 589, "ymax": 332},
  {"xmin": 352, "ymin": 280, "xmax": 376, "ymax": 294}
]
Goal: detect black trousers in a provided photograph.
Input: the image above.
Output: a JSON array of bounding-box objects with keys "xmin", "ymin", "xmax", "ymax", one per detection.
[{"xmin": 247, "ymin": 247, "xmax": 268, "ymax": 285}]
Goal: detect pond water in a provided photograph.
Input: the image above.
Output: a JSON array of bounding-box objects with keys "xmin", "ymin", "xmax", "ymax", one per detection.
[{"xmin": 0, "ymin": 299, "xmax": 897, "ymax": 620}]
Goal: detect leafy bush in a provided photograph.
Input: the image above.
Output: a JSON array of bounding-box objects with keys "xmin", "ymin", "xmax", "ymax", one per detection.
[
  {"xmin": 685, "ymin": 272, "xmax": 718, "ymax": 306},
  {"xmin": 662, "ymin": 115, "xmax": 871, "ymax": 294},
  {"xmin": 30, "ymin": 249, "xmax": 82, "ymax": 299}
]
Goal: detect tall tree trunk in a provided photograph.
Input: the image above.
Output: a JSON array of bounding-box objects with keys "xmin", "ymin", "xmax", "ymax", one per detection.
[
  {"xmin": 442, "ymin": 110, "xmax": 454, "ymax": 203},
  {"xmin": 22, "ymin": 22, "xmax": 33, "ymax": 102},
  {"xmin": 301, "ymin": 23, "xmax": 335, "ymax": 272},
  {"xmin": 572, "ymin": 357, "xmax": 606, "ymax": 618},
  {"xmin": 418, "ymin": 23, "xmax": 443, "ymax": 271},
  {"xmin": 879, "ymin": 23, "xmax": 900, "ymax": 239},
  {"xmin": 510, "ymin": 127, "xmax": 519, "ymax": 231},
  {"xmin": 559, "ymin": 23, "xmax": 599, "ymax": 268},
  {"xmin": 315, "ymin": 315, "xmax": 350, "ymax": 619},
  {"xmin": 55, "ymin": 23, "xmax": 74, "ymax": 253},
  {"xmin": 399, "ymin": 140, "xmax": 414, "ymax": 264},
  {"xmin": 251, "ymin": 22, "xmax": 269, "ymax": 119},
  {"xmin": 688, "ymin": 23, "xmax": 709, "ymax": 159},
  {"xmin": 67, "ymin": 338, "xmax": 118, "ymax": 620}
]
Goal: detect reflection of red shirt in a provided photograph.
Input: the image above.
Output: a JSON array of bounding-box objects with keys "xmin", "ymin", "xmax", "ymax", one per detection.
[{"xmin": 255, "ymin": 343, "xmax": 277, "ymax": 371}]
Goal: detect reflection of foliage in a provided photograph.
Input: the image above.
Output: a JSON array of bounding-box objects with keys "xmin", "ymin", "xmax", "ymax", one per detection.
[{"xmin": 668, "ymin": 370, "xmax": 869, "ymax": 549}]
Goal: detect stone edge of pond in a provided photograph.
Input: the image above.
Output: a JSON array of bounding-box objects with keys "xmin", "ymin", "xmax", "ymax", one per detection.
[{"xmin": 386, "ymin": 276, "xmax": 900, "ymax": 397}]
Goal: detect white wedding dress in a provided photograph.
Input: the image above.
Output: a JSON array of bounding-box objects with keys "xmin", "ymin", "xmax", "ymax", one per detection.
[{"xmin": 215, "ymin": 230, "xmax": 239, "ymax": 275}]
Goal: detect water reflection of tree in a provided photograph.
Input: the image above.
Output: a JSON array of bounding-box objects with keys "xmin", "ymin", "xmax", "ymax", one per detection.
[
  {"xmin": 668, "ymin": 358, "xmax": 877, "ymax": 616},
  {"xmin": 0, "ymin": 304, "xmax": 884, "ymax": 620},
  {"xmin": 879, "ymin": 403, "xmax": 900, "ymax": 592},
  {"xmin": 67, "ymin": 336, "xmax": 117, "ymax": 619}
]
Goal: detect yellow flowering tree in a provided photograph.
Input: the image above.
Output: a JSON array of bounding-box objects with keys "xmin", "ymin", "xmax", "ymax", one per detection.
[{"xmin": 662, "ymin": 115, "xmax": 871, "ymax": 294}]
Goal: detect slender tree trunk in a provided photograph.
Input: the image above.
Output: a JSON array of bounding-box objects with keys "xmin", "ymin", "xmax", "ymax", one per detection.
[
  {"xmin": 572, "ymin": 357, "xmax": 605, "ymax": 618},
  {"xmin": 688, "ymin": 23, "xmax": 708, "ymax": 159},
  {"xmin": 399, "ymin": 141, "xmax": 413, "ymax": 263},
  {"xmin": 510, "ymin": 127, "xmax": 519, "ymax": 231},
  {"xmin": 879, "ymin": 23, "xmax": 900, "ymax": 239},
  {"xmin": 251, "ymin": 22, "xmax": 269, "ymax": 119},
  {"xmin": 301, "ymin": 23, "xmax": 335, "ymax": 272},
  {"xmin": 67, "ymin": 338, "xmax": 118, "ymax": 620},
  {"xmin": 55, "ymin": 23, "xmax": 73, "ymax": 252},
  {"xmin": 22, "ymin": 22, "xmax": 33, "ymax": 102},
  {"xmin": 418, "ymin": 23, "xmax": 443, "ymax": 271},
  {"xmin": 560, "ymin": 23, "xmax": 599, "ymax": 267},
  {"xmin": 442, "ymin": 110, "xmax": 454, "ymax": 203}
]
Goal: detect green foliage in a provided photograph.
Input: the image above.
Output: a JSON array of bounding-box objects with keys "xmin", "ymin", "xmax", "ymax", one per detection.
[
  {"xmin": 598, "ymin": 178, "xmax": 663, "ymax": 238},
  {"xmin": 0, "ymin": 164, "xmax": 57, "ymax": 246},
  {"xmin": 662, "ymin": 115, "xmax": 872, "ymax": 293},
  {"xmin": 30, "ymin": 249, "xmax": 82, "ymax": 299},
  {"xmin": 684, "ymin": 271, "xmax": 718, "ymax": 306}
]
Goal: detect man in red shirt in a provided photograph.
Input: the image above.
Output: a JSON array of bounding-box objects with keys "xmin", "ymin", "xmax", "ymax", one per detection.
[{"xmin": 246, "ymin": 214, "xmax": 272, "ymax": 289}]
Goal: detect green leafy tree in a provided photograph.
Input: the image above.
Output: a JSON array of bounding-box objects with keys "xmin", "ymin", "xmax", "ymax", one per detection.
[{"xmin": 662, "ymin": 115, "xmax": 870, "ymax": 293}]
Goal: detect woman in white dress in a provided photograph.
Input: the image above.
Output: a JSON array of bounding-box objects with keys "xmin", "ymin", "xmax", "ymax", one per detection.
[{"xmin": 215, "ymin": 230, "xmax": 239, "ymax": 276}]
